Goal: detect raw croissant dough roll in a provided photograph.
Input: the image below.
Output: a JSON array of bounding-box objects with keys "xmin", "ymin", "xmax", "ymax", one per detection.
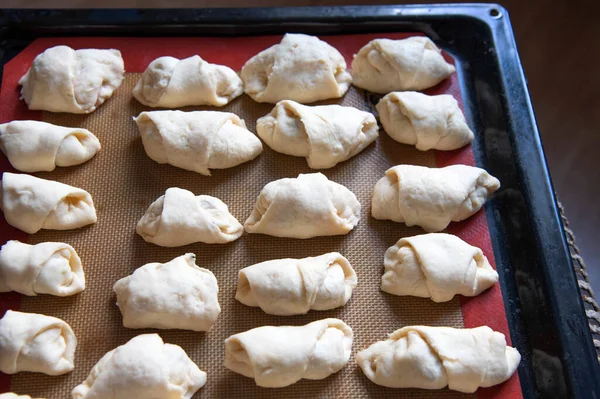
[
  {"xmin": 72, "ymin": 334, "xmax": 206, "ymax": 399},
  {"xmin": 0, "ymin": 394, "xmax": 43, "ymax": 399},
  {"xmin": 134, "ymin": 110, "xmax": 262, "ymax": 176},
  {"xmin": 376, "ymin": 92, "xmax": 474, "ymax": 150},
  {"xmin": 0, "ymin": 240, "xmax": 85, "ymax": 297},
  {"xmin": 225, "ymin": 318, "xmax": 353, "ymax": 387},
  {"xmin": 236, "ymin": 252, "xmax": 357, "ymax": 315},
  {"xmin": 372, "ymin": 165, "xmax": 500, "ymax": 232},
  {"xmin": 0, "ymin": 121, "xmax": 101, "ymax": 172},
  {"xmin": 0, "ymin": 310, "xmax": 76, "ymax": 375},
  {"xmin": 136, "ymin": 187, "xmax": 243, "ymax": 246},
  {"xmin": 133, "ymin": 55, "xmax": 243, "ymax": 108},
  {"xmin": 114, "ymin": 254, "xmax": 220, "ymax": 331},
  {"xmin": 356, "ymin": 325, "xmax": 521, "ymax": 392},
  {"xmin": 241, "ymin": 33, "xmax": 351, "ymax": 104},
  {"xmin": 19, "ymin": 45, "xmax": 124, "ymax": 114},
  {"xmin": 1, "ymin": 172, "xmax": 97, "ymax": 234},
  {"xmin": 244, "ymin": 173, "xmax": 361, "ymax": 238},
  {"xmin": 382, "ymin": 233, "xmax": 498, "ymax": 302},
  {"xmin": 352, "ymin": 37, "xmax": 455, "ymax": 93},
  {"xmin": 257, "ymin": 100, "xmax": 378, "ymax": 169}
]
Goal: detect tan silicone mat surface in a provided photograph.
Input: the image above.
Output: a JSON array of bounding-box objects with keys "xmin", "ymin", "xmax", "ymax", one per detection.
[{"xmin": 12, "ymin": 74, "xmax": 472, "ymax": 398}]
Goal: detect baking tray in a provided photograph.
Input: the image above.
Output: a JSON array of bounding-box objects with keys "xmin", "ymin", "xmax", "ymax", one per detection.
[{"xmin": 0, "ymin": 5, "xmax": 598, "ymax": 399}]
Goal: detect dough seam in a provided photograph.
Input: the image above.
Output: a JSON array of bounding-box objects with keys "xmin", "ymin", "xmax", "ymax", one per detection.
[
  {"xmin": 297, "ymin": 266, "xmax": 314, "ymax": 308},
  {"xmin": 203, "ymin": 118, "xmax": 231, "ymax": 171},
  {"xmin": 49, "ymin": 248, "xmax": 76, "ymax": 288},
  {"xmin": 410, "ymin": 46, "xmax": 429, "ymax": 89},
  {"xmin": 456, "ymin": 175, "xmax": 490, "ymax": 221},
  {"xmin": 153, "ymin": 66, "xmax": 174, "ymax": 106}
]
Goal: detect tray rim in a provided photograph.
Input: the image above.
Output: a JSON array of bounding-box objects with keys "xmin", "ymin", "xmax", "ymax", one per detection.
[{"xmin": 0, "ymin": 4, "xmax": 599, "ymax": 398}]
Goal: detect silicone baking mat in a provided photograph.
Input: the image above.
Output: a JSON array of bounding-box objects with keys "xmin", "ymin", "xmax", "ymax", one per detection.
[{"xmin": 0, "ymin": 34, "xmax": 521, "ymax": 398}]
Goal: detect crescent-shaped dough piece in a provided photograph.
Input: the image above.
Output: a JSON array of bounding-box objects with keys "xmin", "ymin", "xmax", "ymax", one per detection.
[
  {"xmin": 136, "ymin": 187, "xmax": 243, "ymax": 246},
  {"xmin": 371, "ymin": 165, "xmax": 500, "ymax": 232},
  {"xmin": 0, "ymin": 394, "xmax": 44, "ymax": 399},
  {"xmin": 0, "ymin": 310, "xmax": 76, "ymax": 376},
  {"xmin": 241, "ymin": 33, "xmax": 351, "ymax": 104},
  {"xmin": 19, "ymin": 46, "xmax": 124, "ymax": 114},
  {"xmin": 257, "ymin": 100, "xmax": 378, "ymax": 169},
  {"xmin": 382, "ymin": 233, "xmax": 498, "ymax": 302},
  {"xmin": 244, "ymin": 173, "xmax": 361, "ymax": 238},
  {"xmin": 352, "ymin": 37, "xmax": 455, "ymax": 93},
  {"xmin": 376, "ymin": 92, "xmax": 474, "ymax": 150},
  {"xmin": 133, "ymin": 55, "xmax": 243, "ymax": 108},
  {"xmin": 0, "ymin": 121, "xmax": 101, "ymax": 172},
  {"xmin": 0, "ymin": 240, "xmax": 85, "ymax": 297},
  {"xmin": 114, "ymin": 253, "xmax": 220, "ymax": 331},
  {"xmin": 1, "ymin": 172, "xmax": 97, "ymax": 234},
  {"xmin": 134, "ymin": 110, "xmax": 262, "ymax": 176},
  {"xmin": 356, "ymin": 325, "xmax": 521, "ymax": 392},
  {"xmin": 236, "ymin": 252, "xmax": 357, "ymax": 315},
  {"xmin": 71, "ymin": 334, "xmax": 206, "ymax": 399},
  {"xmin": 225, "ymin": 318, "xmax": 353, "ymax": 387}
]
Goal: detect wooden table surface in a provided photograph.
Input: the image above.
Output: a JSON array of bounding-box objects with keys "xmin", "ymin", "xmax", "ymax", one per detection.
[{"xmin": 2, "ymin": 0, "xmax": 599, "ymax": 293}]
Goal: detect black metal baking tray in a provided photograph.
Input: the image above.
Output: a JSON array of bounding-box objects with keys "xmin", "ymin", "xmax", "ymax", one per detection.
[{"xmin": 1, "ymin": 5, "xmax": 599, "ymax": 398}]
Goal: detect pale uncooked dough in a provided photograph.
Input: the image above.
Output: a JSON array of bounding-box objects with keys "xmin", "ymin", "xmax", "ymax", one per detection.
[
  {"xmin": 241, "ymin": 33, "xmax": 351, "ymax": 103},
  {"xmin": 352, "ymin": 37, "xmax": 455, "ymax": 93},
  {"xmin": 356, "ymin": 325, "xmax": 521, "ymax": 392},
  {"xmin": 1, "ymin": 172, "xmax": 97, "ymax": 234},
  {"xmin": 0, "ymin": 394, "xmax": 44, "ymax": 399},
  {"xmin": 225, "ymin": 318, "xmax": 353, "ymax": 387},
  {"xmin": 133, "ymin": 55, "xmax": 243, "ymax": 107},
  {"xmin": 376, "ymin": 92, "xmax": 473, "ymax": 150},
  {"xmin": 0, "ymin": 240, "xmax": 85, "ymax": 297},
  {"xmin": 244, "ymin": 173, "xmax": 361, "ymax": 238},
  {"xmin": 371, "ymin": 165, "xmax": 500, "ymax": 232},
  {"xmin": 0, "ymin": 310, "xmax": 76, "ymax": 375},
  {"xmin": 236, "ymin": 252, "xmax": 357, "ymax": 315},
  {"xmin": 136, "ymin": 187, "xmax": 243, "ymax": 246},
  {"xmin": 0, "ymin": 120, "xmax": 101, "ymax": 172},
  {"xmin": 382, "ymin": 233, "xmax": 498, "ymax": 302},
  {"xmin": 257, "ymin": 100, "xmax": 378, "ymax": 168},
  {"xmin": 19, "ymin": 45, "xmax": 124, "ymax": 114},
  {"xmin": 114, "ymin": 254, "xmax": 220, "ymax": 331},
  {"xmin": 72, "ymin": 334, "xmax": 206, "ymax": 399},
  {"xmin": 134, "ymin": 110, "xmax": 262, "ymax": 176}
]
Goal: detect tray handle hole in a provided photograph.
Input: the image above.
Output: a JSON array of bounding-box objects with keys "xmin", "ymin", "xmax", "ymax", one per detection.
[{"xmin": 489, "ymin": 8, "xmax": 502, "ymax": 19}]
